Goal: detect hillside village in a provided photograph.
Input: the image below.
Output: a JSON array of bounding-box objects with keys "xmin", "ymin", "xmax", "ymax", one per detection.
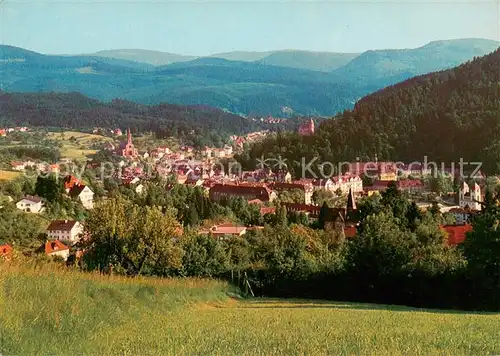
[
  {"xmin": 2, "ymin": 3, "xmax": 500, "ymax": 354},
  {"xmin": 0, "ymin": 124, "xmax": 491, "ymax": 262}
]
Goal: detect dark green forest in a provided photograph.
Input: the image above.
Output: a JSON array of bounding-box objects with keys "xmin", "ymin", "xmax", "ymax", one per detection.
[
  {"xmin": 0, "ymin": 91, "xmax": 308, "ymax": 147},
  {"xmin": 237, "ymin": 48, "xmax": 500, "ymax": 174}
]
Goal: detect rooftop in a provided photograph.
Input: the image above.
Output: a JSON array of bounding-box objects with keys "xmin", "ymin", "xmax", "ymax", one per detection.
[{"xmin": 47, "ymin": 220, "xmax": 79, "ymax": 232}]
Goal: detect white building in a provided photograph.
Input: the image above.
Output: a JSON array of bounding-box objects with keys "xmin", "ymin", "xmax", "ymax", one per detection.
[
  {"xmin": 314, "ymin": 175, "xmax": 363, "ymax": 194},
  {"xmin": 448, "ymin": 207, "xmax": 475, "ymax": 225},
  {"xmin": 135, "ymin": 184, "xmax": 145, "ymax": 194},
  {"xmin": 459, "ymin": 182, "xmax": 482, "ymax": 211},
  {"xmin": 43, "ymin": 240, "xmax": 70, "ymax": 261},
  {"xmin": 46, "ymin": 220, "xmax": 83, "ymax": 245},
  {"xmin": 16, "ymin": 196, "xmax": 43, "ymax": 213},
  {"xmin": 69, "ymin": 184, "xmax": 94, "ymax": 209}
]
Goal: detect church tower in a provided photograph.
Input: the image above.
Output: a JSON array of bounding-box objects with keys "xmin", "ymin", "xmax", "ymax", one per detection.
[
  {"xmin": 120, "ymin": 128, "xmax": 138, "ymax": 158},
  {"xmin": 346, "ymin": 188, "xmax": 356, "ymax": 211},
  {"xmin": 127, "ymin": 128, "xmax": 132, "ymax": 145}
]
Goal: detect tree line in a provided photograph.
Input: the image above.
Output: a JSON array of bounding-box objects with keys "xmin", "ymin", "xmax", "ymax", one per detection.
[
  {"xmin": 0, "ymin": 91, "xmax": 307, "ymax": 148},
  {"xmin": 72, "ymin": 180, "xmax": 499, "ymax": 312}
]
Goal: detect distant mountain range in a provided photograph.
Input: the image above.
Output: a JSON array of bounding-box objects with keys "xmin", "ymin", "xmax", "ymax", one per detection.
[
  {"xmin": 1, "ymin": 38, "xmax": 498, "ymax": 116},
  {"xmin": 237, "ymin": 47, "xmax": 500, "ymax": 174},
  {"xmin": 90, "ymin": 49, "xmax": 360, "ymax": 72}
]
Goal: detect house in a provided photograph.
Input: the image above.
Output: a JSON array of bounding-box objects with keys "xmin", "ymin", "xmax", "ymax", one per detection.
[
  {"xmin": 298, "ymin": 119, "xmax": 315, "ymax": 136},
  {"xmin": 69, "ymin": 184, "xmax": 94, "ymax": 209},
  {"xmin": 200, "ymin": 223, "xmax": 247, "ymax": 239},
  {"xmin": 134, "ymin": 184, "xmax": 145, "ymax": 194},
  {"xmin": 113, "ymin": 128, "xmax": 123, "ymax": 136},
  {"xmin": 441, "ymin": 224, "xmax": 473, "ymax": 245},
  {"xmin": 459, "ymin": 182, "xmax": 482, "ymax": 211},
  {"xmin": 0, "ymin": 244, "xmax": 13, "ymax": 260},
  {"xmin": 10, "ymin": 161, "xmax": 26, "ymax": 171},
  {"xmin": 396, "ymin": 179, "xmax": 425, "ymax": 193},
  {"xmin": 448, "ymin": 207, "xmax": 477, "ymax": 225},
  {"xmin": 0, "ymin": 129, "xmax": 6, "ymax": 137},
  {"xmin": 46, "ymin": 220, "xmax": 84, "ymax": 245},
  {"xmin": 313, "ymin": 175, "xmax": 363, "ymax": 195},
  {"xmin": 42, "ymin": 240, "xmax": 70, "ymax": 261},
  {"xmin": 345, "ymin": 161, "xmax": 397, "ymax": 181},
  {"xmin": 63, "ymin": 175, "xmax": 80, "ymax": 192},
  {"xmin": 16, "ymin": 196, "xmax": 43, "ymax": 213},
  {"xmin": 209, "ymin": 183, "xmax": 276, "ymax": 202}
]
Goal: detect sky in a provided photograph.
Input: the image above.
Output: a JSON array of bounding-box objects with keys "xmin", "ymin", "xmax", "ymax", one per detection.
[{"xmin": 0, "ymin": 0, "xmax": 499, "ymax": 55}]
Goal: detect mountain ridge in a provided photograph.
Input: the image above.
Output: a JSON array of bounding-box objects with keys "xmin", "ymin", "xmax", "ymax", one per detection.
[{"xmin": 1, "ymin": 38, "xmax": 498, "ymax": 116}]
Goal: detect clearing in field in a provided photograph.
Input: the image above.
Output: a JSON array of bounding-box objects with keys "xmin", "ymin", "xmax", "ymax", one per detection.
[
  {"xmin": 0, "ymin": 263, "xmax": 498, "ymax": 355},
  {"xmin": 0, "ymin": 170, "xmax": 21, "ymax": 181},
  {"xmin": 47, "ymin": 131, "xmax": 113, "ymax": 159}
]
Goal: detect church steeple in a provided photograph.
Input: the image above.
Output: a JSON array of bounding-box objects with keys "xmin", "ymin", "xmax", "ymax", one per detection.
[
  {"xmin": 127, "ymin": 128, "xmax": 132, "ymax": 145},
  {"xmin": 346, "ymin": 188, "xmax": 356, "ymax": 211}
]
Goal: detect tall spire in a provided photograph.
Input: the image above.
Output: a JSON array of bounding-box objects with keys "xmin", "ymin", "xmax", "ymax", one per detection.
[
  {"xmin": 347, "ymin": 188, "xmax": 356, "ymax": 211},
  {"xmin": 127, "ymin": 128, "xmax": 132, "ymax": 145}
]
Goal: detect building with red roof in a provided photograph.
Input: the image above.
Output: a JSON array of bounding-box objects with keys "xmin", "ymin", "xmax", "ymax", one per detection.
[
  {"xmin": 0, "ymin": 244, "xmax": 13, "ymax": 260},
  {"xmin": 47, "ymin": 220, "xmax": 83, "ymax": 245},
  {"xmin": 63, "ymin": 175, "xmax": 80, "ymax": 192},
  {"xmin": 200, "ymin": 223, "xmax": 247, "ymax": 239},
  {"xmin": 343, "ymin": 226, "xmax": 357, "ymax": 238},
  {"xmin": 42, "ymin": 240, "xmax": 70, "ymax": 261},
  {"xmin": 440, "ymin": 224, "xmax": 473, "ymax": 245}
]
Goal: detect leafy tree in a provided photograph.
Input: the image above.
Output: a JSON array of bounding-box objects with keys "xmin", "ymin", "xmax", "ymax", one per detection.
[
  {"xmin": 81, "ymin": 197, "xmax": 183, "ymax": 275},
  {"xmin": 35, "ymin": 175, "xmax": 64, "ymax": 203},
  {"xmin": 180, "ymin": 234, "xmax": 230, "ymax": 277},
  {"xmin": 312, "ymin": 189, "xmax": 335, "ymax": 207},
  {"xmin": 317, "ymin": 202, "xmax": 330, "ymax": 230},
  {"xmin": 463, "ymin": 209, "xmax": 500, "ymax": 309},
  {"xmin": 276, "ymin": 205, "xmax": 288, "ymax": 227},
  {"xmin": 427, "ymin": 174, "xmax": 453, "ymax": 196}
]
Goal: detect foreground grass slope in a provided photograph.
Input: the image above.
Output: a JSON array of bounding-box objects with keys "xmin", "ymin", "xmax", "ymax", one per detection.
[{"xmin": 0, "ymin": 264, "xmax": 498, "ymax": 355}]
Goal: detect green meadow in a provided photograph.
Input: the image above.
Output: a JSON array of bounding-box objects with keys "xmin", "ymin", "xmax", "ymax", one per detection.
[{"xmin": 0, "ymin": 263, "xmax": 498, "ymax": 355}]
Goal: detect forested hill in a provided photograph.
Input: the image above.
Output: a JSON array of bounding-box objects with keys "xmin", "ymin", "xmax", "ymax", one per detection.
[
  {"xmin": 237, "ymin": 49, "xmax": 500, "ymax": 174},
  {"xmin": 2, "ymin": 39, "xmax": 497, "ymax": 117},
  {"xmin": 0, "ymin": 91, "xmax": 302, "ymax": 147}
]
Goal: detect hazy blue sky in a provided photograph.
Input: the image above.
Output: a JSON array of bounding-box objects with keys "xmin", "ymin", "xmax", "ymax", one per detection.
[{"xmin": 1, "ymin": 0, "xmax": 498, "ymax": 55}]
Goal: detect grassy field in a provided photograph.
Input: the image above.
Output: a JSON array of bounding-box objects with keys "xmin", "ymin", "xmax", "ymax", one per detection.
[
  {"xmin": 0, "ymin": 169, "xmax": 21, "ymax": 181},
  {"xmin": 0, "ymin": 263, "xmax": 498, "ymax": 355},
  {"xmin": 47, "ymin": 131, "xmax": 112, "ymax": 160}
]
